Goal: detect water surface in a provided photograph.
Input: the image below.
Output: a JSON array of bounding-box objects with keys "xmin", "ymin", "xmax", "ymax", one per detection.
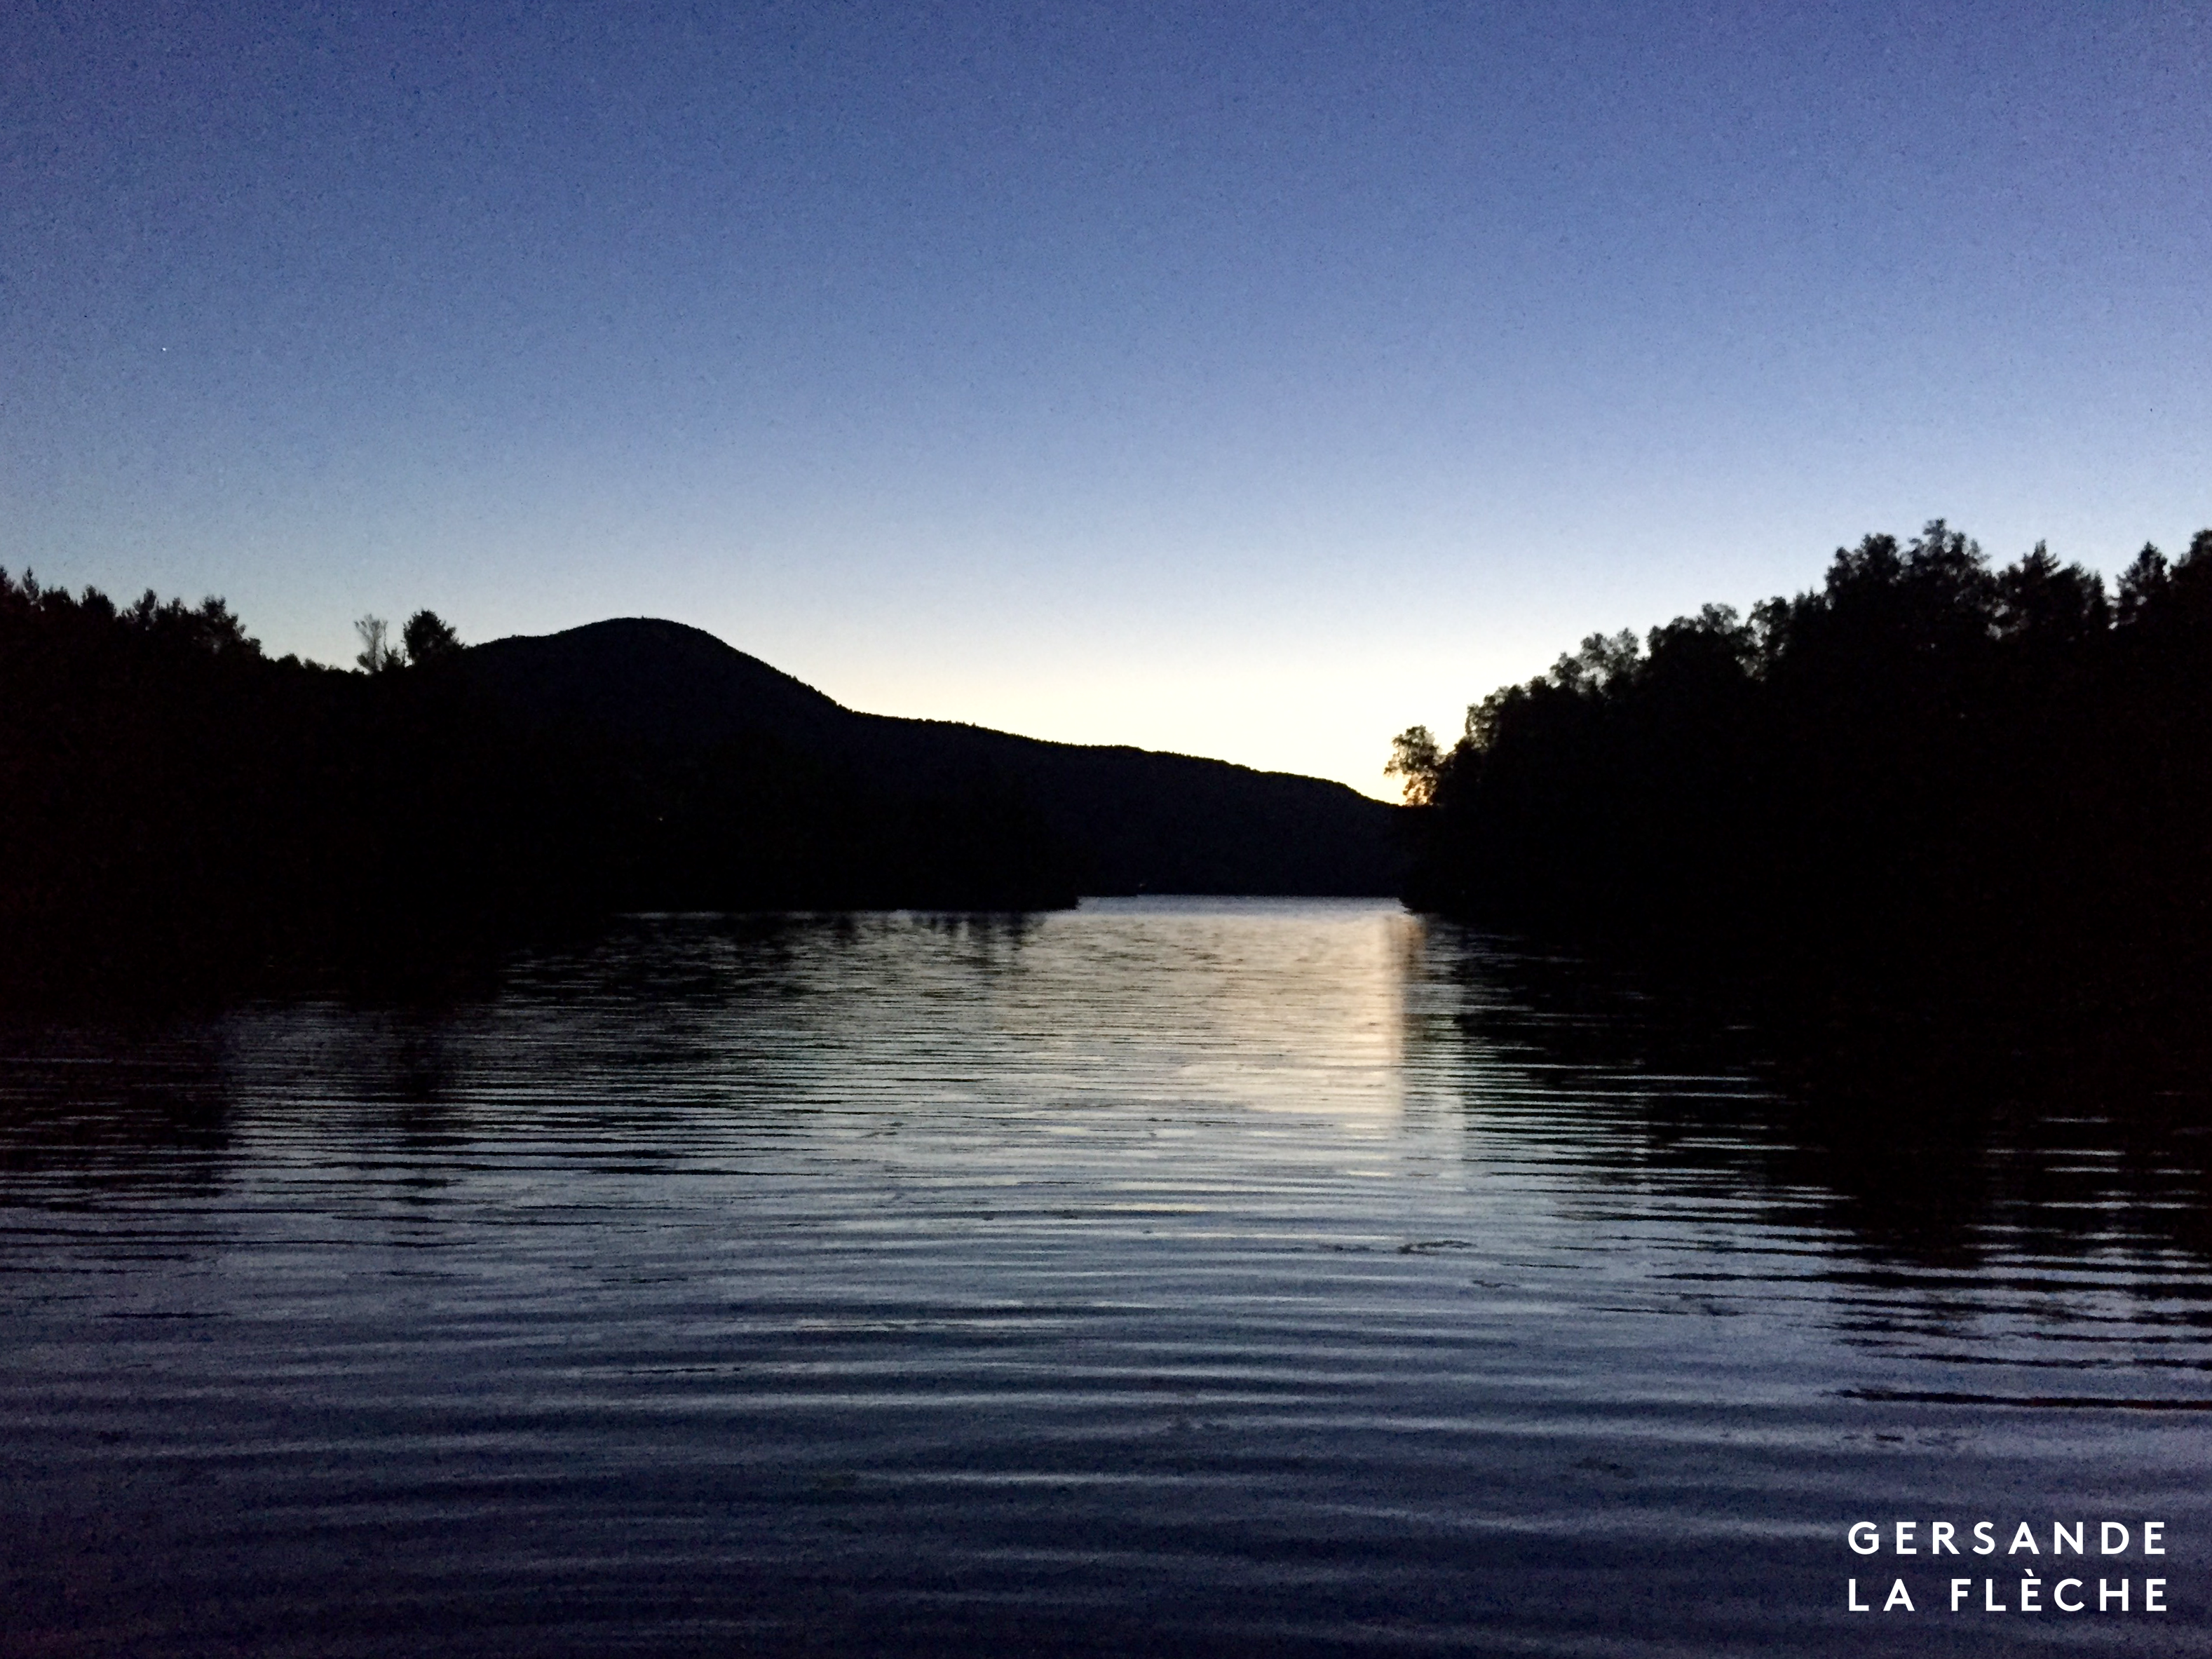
[{"xmin": 2, "ymin": 898, "xmax": 2205, "ymax": 1655}]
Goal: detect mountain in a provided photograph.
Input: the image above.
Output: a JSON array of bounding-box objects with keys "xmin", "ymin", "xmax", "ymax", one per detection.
[{"xmin": 461, "ymin": 618, "xmax": 1403, "ymax": 896}]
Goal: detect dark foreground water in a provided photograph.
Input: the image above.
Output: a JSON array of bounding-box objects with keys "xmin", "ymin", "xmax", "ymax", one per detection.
[{"xmin": 2, "ymin": 898, "xmax": 2206, "ymax": 1658}]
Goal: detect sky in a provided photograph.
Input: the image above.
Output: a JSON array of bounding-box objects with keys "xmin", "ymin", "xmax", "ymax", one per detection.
[{"xmin": 5, "ymin": 1, "xmax": 2208, "ymax": 797}]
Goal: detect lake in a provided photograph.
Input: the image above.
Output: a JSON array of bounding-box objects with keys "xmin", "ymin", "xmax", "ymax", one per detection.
[{"xmin": 2, "ymin": 897, "xmax": 2205, "ymax": 1656}]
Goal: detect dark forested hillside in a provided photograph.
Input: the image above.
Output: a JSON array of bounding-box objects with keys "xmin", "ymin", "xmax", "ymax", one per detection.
[
  {"xmin": 1390, "ymin": 523, "xmax": 2212, "ymax": 1029},
  {"xmin": 1, "ymin": 578, "xmax": 1397, "ymax": 999},
  {"xmin": 460, "ymin": 618, "xmax": 1402, "ymax": 898}
]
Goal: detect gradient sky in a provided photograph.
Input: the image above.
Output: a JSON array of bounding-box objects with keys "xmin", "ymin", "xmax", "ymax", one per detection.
[{"xmin": 6, "ymin": 1, "xmax": 2208, "ymax": 796}]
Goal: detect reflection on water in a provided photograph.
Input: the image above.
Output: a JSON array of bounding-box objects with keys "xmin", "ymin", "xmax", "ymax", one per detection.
[{"xmin": 1, "ymin": 898, "xmax": 2205, "ymax": 1656}]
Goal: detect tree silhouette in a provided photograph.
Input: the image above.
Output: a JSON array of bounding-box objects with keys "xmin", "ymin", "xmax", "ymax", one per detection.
[
  {"xmin": 1, "ymin": 569, "xmax": 1086, "ymax": 999},
  {"xmin": 1392, "ymin": 520, "xmax": 2212, "ymax": 1035},
  {"xmin": 402, "ymin": 609, "xmax": 461, "ymax": 666},
  {"xmin": 355, "ymin": 615, "xmax": 402, "ymax": 673},
  {"xmin": 1384, "ymin": 726, "xmax": 1442, "ymax": 805}
]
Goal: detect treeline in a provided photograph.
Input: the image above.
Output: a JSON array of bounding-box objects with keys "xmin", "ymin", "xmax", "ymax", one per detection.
[
  {"xmin": 1390, "ymin": 522, "xmax": 2212, "ymax": 1027},
  {"xmin": 0, "ymin": 572, "xmax": 1075, "ymax": 1000}
]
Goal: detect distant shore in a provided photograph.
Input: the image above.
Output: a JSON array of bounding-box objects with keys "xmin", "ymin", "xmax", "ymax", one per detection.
[{"xmin": 0, "ymin": 571, "xmax": 1396, "ymax": 1003}]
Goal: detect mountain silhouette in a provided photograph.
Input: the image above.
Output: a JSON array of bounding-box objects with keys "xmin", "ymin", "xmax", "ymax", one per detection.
[{"xmin": 462, "ymin": 618, "xmax": 1402, "ymax": 896}]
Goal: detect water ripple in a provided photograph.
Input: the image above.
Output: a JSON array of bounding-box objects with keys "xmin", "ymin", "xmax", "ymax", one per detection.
[{"xmin": 1, "ymin": 900, "xmax": 2206, "ymax": 1656}]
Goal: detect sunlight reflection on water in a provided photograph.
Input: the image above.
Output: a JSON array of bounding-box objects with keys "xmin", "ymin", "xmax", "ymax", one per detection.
[{"xmin": 1, "ymin": 898, "xmax": 2206, "ymax": 1656}]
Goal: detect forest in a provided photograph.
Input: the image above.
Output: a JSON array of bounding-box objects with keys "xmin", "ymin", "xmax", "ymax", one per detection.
[
  {"xmin": 1388, "ymin": 523, "xmax": 2212, "ymax": 1038},
  {"xmin": 0, "ymin": 574, "xmax": 1078, "ymax": 999}
]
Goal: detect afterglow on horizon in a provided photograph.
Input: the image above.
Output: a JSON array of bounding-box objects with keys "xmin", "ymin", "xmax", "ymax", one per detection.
[{"xmin": 6, "ymin": 2, "xmax": 2208, "ymax": 797}]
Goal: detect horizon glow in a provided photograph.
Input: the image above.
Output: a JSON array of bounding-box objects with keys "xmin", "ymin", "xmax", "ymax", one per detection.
[{"xmin": 6, "ymin": 1, "xmax": 2208, "ymax": 797}]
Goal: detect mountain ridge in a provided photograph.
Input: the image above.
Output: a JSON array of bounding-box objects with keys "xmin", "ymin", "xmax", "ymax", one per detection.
[{"xmin": 461, "ymin": 618, "xmax": 1403, "ymax": 897}]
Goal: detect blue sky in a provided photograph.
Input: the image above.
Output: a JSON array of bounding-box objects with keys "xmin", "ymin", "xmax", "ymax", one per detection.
[{"xmin": 6, "ymin": 1, "xmax": 2208, "ymax": 795}]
